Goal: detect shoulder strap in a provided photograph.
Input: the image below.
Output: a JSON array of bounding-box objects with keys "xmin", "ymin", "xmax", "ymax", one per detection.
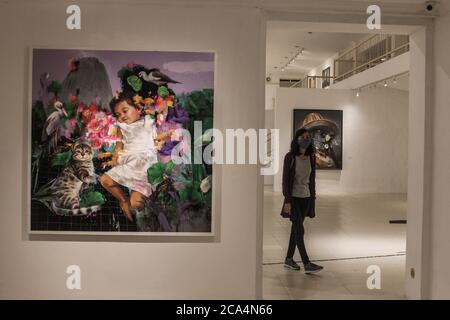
[
  {"xmin": 310, "ymin": 151, "xmax": 316, "ymax": 168},
  {"xmin": 288, "ymin": 153, "xmax": 295, "ymax": 169}
]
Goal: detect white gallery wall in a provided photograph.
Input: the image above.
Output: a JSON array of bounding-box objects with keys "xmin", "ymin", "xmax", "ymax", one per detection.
[
  {"xmin": 427, "ymin": 10, "xmax": 450, "ymax": 298},
  {"xmin": 0, "ymin": 1, "xmax": 264, "ymax": 299},
  {"xmin": 273, "ymin": 87, "xmax": 409, "ymax": 194}
]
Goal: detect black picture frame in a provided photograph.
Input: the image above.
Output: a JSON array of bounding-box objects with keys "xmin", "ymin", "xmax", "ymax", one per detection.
[
  {"xmin": 322, "ymin": 66, "xmax": 331, "ymax": 88},
  {"xmin": 293, "ymin": 109, "xmax": 343, "ymax": 170}
]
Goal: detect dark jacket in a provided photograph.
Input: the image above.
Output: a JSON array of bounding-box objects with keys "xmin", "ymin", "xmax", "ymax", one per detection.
[{"xmin": 281, "ymin": 151, "xmax": 316, "ymax": 219}]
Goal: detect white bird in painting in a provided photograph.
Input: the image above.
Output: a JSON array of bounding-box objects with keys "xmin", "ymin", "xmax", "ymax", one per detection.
[
  {"xmin": 42, "ymin": 101, "xmax": 68, "ymax": 153},
  {"xmin": 138, "ymin": 68, "xmax": 181, "ymax": 86}
]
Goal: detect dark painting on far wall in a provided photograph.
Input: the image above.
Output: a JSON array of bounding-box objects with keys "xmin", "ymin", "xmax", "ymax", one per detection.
[
  {"xmin": 293, "ymin": 109, "xmax": 343, "ymax": 170},
  {"xmin": 322, "ymin": 67, "xmax": 331, "ymax": 88}
]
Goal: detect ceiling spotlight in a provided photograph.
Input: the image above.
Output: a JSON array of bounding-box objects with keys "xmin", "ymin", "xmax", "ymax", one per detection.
[
  {"xmin": 281, "ymin": 68, "xmax": 285, "ymax": 72},
  {"xmin": 384, "ymin": 81, "xmax": 388, "ymax": 87},
  {"xmin": 356, "ymin": 90, "xmax": 360, "ymax": 97},
  {"xmin": 393, "ymin": 77, "xmax": 397, "ymax": 84}
]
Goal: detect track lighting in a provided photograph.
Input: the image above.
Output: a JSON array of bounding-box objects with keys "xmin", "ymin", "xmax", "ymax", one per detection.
[
  {"xmin": 354, "ymin": 72, "xmax": 407, "ymax": 96},
  {"xmin": 279, "ymin": 47, "xmax": 304, "ymax": 72}
]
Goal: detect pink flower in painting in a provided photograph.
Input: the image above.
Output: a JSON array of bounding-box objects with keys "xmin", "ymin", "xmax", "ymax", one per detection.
[
  {"xmin": 156, "ymin": 113, "xmax": 165, "ymax": 126},
  {"xmin": 170, "ymin": 129, "xmax": 182, "ymax": 142},
  {"xmin": 87, "ymin": 118, "xmax": 102, "ymax": 131},
  {"xmin": 77, "ymin": 102, "xmax": 84, "ymax": 114},
  {"xmin": 84, "ymin": 111, "xmax": 118, "ymax": 150},
  {"xmin": 159, "ymin": 155, "xmax": 172, "ymax": 164},
  {"xmin": 177, "ymin": 138, "xmax": 190, "ymax": 156},
  {"xmin": 161, "ymin": 122, "xmax": 181, "ymax": 133},
  {"xmin": 60, "ymin": 118, "xmax": 77, "ymax": 139},
  {"xmin": 155, "ymin": 97, "xmax": 168, "ymax": 113},
  {"xmin": 90, "ymin": 137, "xmax": 102, "ymax": 150},
  {"xmin": 102, "ymin": 135, "xmax": 118, "ymax": 148}
]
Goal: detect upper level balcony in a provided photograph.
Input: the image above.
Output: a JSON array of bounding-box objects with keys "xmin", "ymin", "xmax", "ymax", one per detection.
[{"xmin": 288, "ymin": 34, "xmax": 409, "ymax": 89}]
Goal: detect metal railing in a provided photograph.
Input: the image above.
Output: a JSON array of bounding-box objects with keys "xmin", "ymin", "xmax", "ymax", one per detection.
[
  {"xmin": 284, "ymin": 34, "xmax": 409, "ymax": 89},
  {"xmin": 290, "ymin": 75, "xmax": 334, "ymax": 89},
  {"xmin": 279, "ymin": 79, "xmax": 302, "ymax": 88},
  {"xmin": 334, "ymin": 34, "xmax": 409, "ymax": 83}
]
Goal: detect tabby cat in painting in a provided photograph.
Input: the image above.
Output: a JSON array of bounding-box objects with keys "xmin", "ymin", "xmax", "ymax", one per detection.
[{"xmin": 51, "ymin": 140, "xmax": 100, "ymax": 216}]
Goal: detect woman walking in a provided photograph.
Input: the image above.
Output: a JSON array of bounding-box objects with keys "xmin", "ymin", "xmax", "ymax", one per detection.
[{"xmin": 281, "ymin": 128, "xmax": 323, "ymax": 274}]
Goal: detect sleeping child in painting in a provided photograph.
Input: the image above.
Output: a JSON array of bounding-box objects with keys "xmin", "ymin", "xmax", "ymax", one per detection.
[{"xmin": 99, "ymin": 91, "xmax": 170, "ymax": 222}]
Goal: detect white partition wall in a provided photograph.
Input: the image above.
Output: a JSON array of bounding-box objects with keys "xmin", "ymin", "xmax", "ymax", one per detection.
[
  {"xmin": 0, "ymin": 1, "xmax": 265, "ymax": 299},
  {"xmin": 2, "ymin": 0, "xmax": 450, "ymax": 300}
]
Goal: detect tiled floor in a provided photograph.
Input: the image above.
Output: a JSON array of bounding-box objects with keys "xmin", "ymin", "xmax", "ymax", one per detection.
[{"xmin": 263, "ymin": 188, "xmax": 407, "ymax": 299}]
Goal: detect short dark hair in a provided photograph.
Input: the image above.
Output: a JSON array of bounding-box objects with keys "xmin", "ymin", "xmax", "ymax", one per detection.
[
  {"xmin": 109, "ymin": 90, "xmax": 140, "ymax": 116},
  {"xmin": 290, "ymin": 127, "xmax": 314, "ymax": 156}
]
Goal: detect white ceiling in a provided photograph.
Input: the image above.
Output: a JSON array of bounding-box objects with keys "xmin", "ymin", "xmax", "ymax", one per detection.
[{"xmin": 266, "ymin": 21, "xmax": 368, "ymax": 78}]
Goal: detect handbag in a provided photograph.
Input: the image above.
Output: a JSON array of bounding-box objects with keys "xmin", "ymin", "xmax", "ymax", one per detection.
[{"xmin": 280, "ymin": 199, "xmax": 291, "ymax": 218}]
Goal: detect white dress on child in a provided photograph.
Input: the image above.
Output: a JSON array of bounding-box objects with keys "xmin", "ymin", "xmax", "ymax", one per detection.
[{"xmin": 106, "ymin": 115, "xmax": 158, "ymax": 197}]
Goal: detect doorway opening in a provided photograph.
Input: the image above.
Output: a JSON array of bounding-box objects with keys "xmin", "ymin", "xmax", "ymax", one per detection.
[{"xmin": 262, "ymin": 19, "xmax": 428, "ymax": 299}]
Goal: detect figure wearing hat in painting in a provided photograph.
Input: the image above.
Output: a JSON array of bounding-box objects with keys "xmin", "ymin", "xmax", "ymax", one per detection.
[{"xmin": 301, "ymin": 112, "xmax": 341, "ymax": 169}]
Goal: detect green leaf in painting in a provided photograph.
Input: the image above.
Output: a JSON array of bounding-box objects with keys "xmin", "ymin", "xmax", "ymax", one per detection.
[
  {"xmin": 80, "ymin": 191, "xmax": 105, "ymax": 207},
  {"xmin": 147, "ymin": 162, "xmax": 164, "ymax": 185},
  {"xmin": 157, "ymin": 86, "xmax": 170, "ymax": 98},
  {"xmin": 47, "ymin": 80, "xmax": 62, "ymax": 95},
  {"xmin": 64, "ymin": 101, "xmax": 75, "ymax": 118},
  {"xmin": 127, "ymin": 75, "xmax": 142, "ymax": 92},
  {"xmin": 51, "ymin": 150, "xmax": 72, "ymax": 167},
  {"xmin": 165, "ymin": 161, "xmax": 175, "ymax": 175}
]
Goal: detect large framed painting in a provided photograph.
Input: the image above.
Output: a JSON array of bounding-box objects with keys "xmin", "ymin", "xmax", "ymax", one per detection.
[
  {"xmin": 293, "ymin": 109, "xmax": 343, "ymax": 170},
  {"xmin": 29, "ymin": 48, "xmax": 215, "ymax": 234}
]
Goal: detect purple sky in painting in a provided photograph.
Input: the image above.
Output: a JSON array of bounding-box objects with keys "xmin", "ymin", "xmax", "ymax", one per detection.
[{"xmin": 32, "ymin": 49, "xmax": 214, "ymax": 102}]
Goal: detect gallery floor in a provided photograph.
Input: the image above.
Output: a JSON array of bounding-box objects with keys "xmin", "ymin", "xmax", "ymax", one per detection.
[{"xmin": 263, "ymin": 187, "xmax": 407, "ymax": 299}]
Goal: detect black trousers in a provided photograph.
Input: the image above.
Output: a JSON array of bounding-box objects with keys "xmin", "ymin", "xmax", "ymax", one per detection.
[{"xmin": 286, "ymin": 197, "xmax": 311, "ymax": 264}]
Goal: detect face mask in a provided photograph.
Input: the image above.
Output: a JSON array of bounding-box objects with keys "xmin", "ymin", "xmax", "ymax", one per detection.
[{"xmin": 298, "ymin": 137, "xmax": 312, "ymax": 150}]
